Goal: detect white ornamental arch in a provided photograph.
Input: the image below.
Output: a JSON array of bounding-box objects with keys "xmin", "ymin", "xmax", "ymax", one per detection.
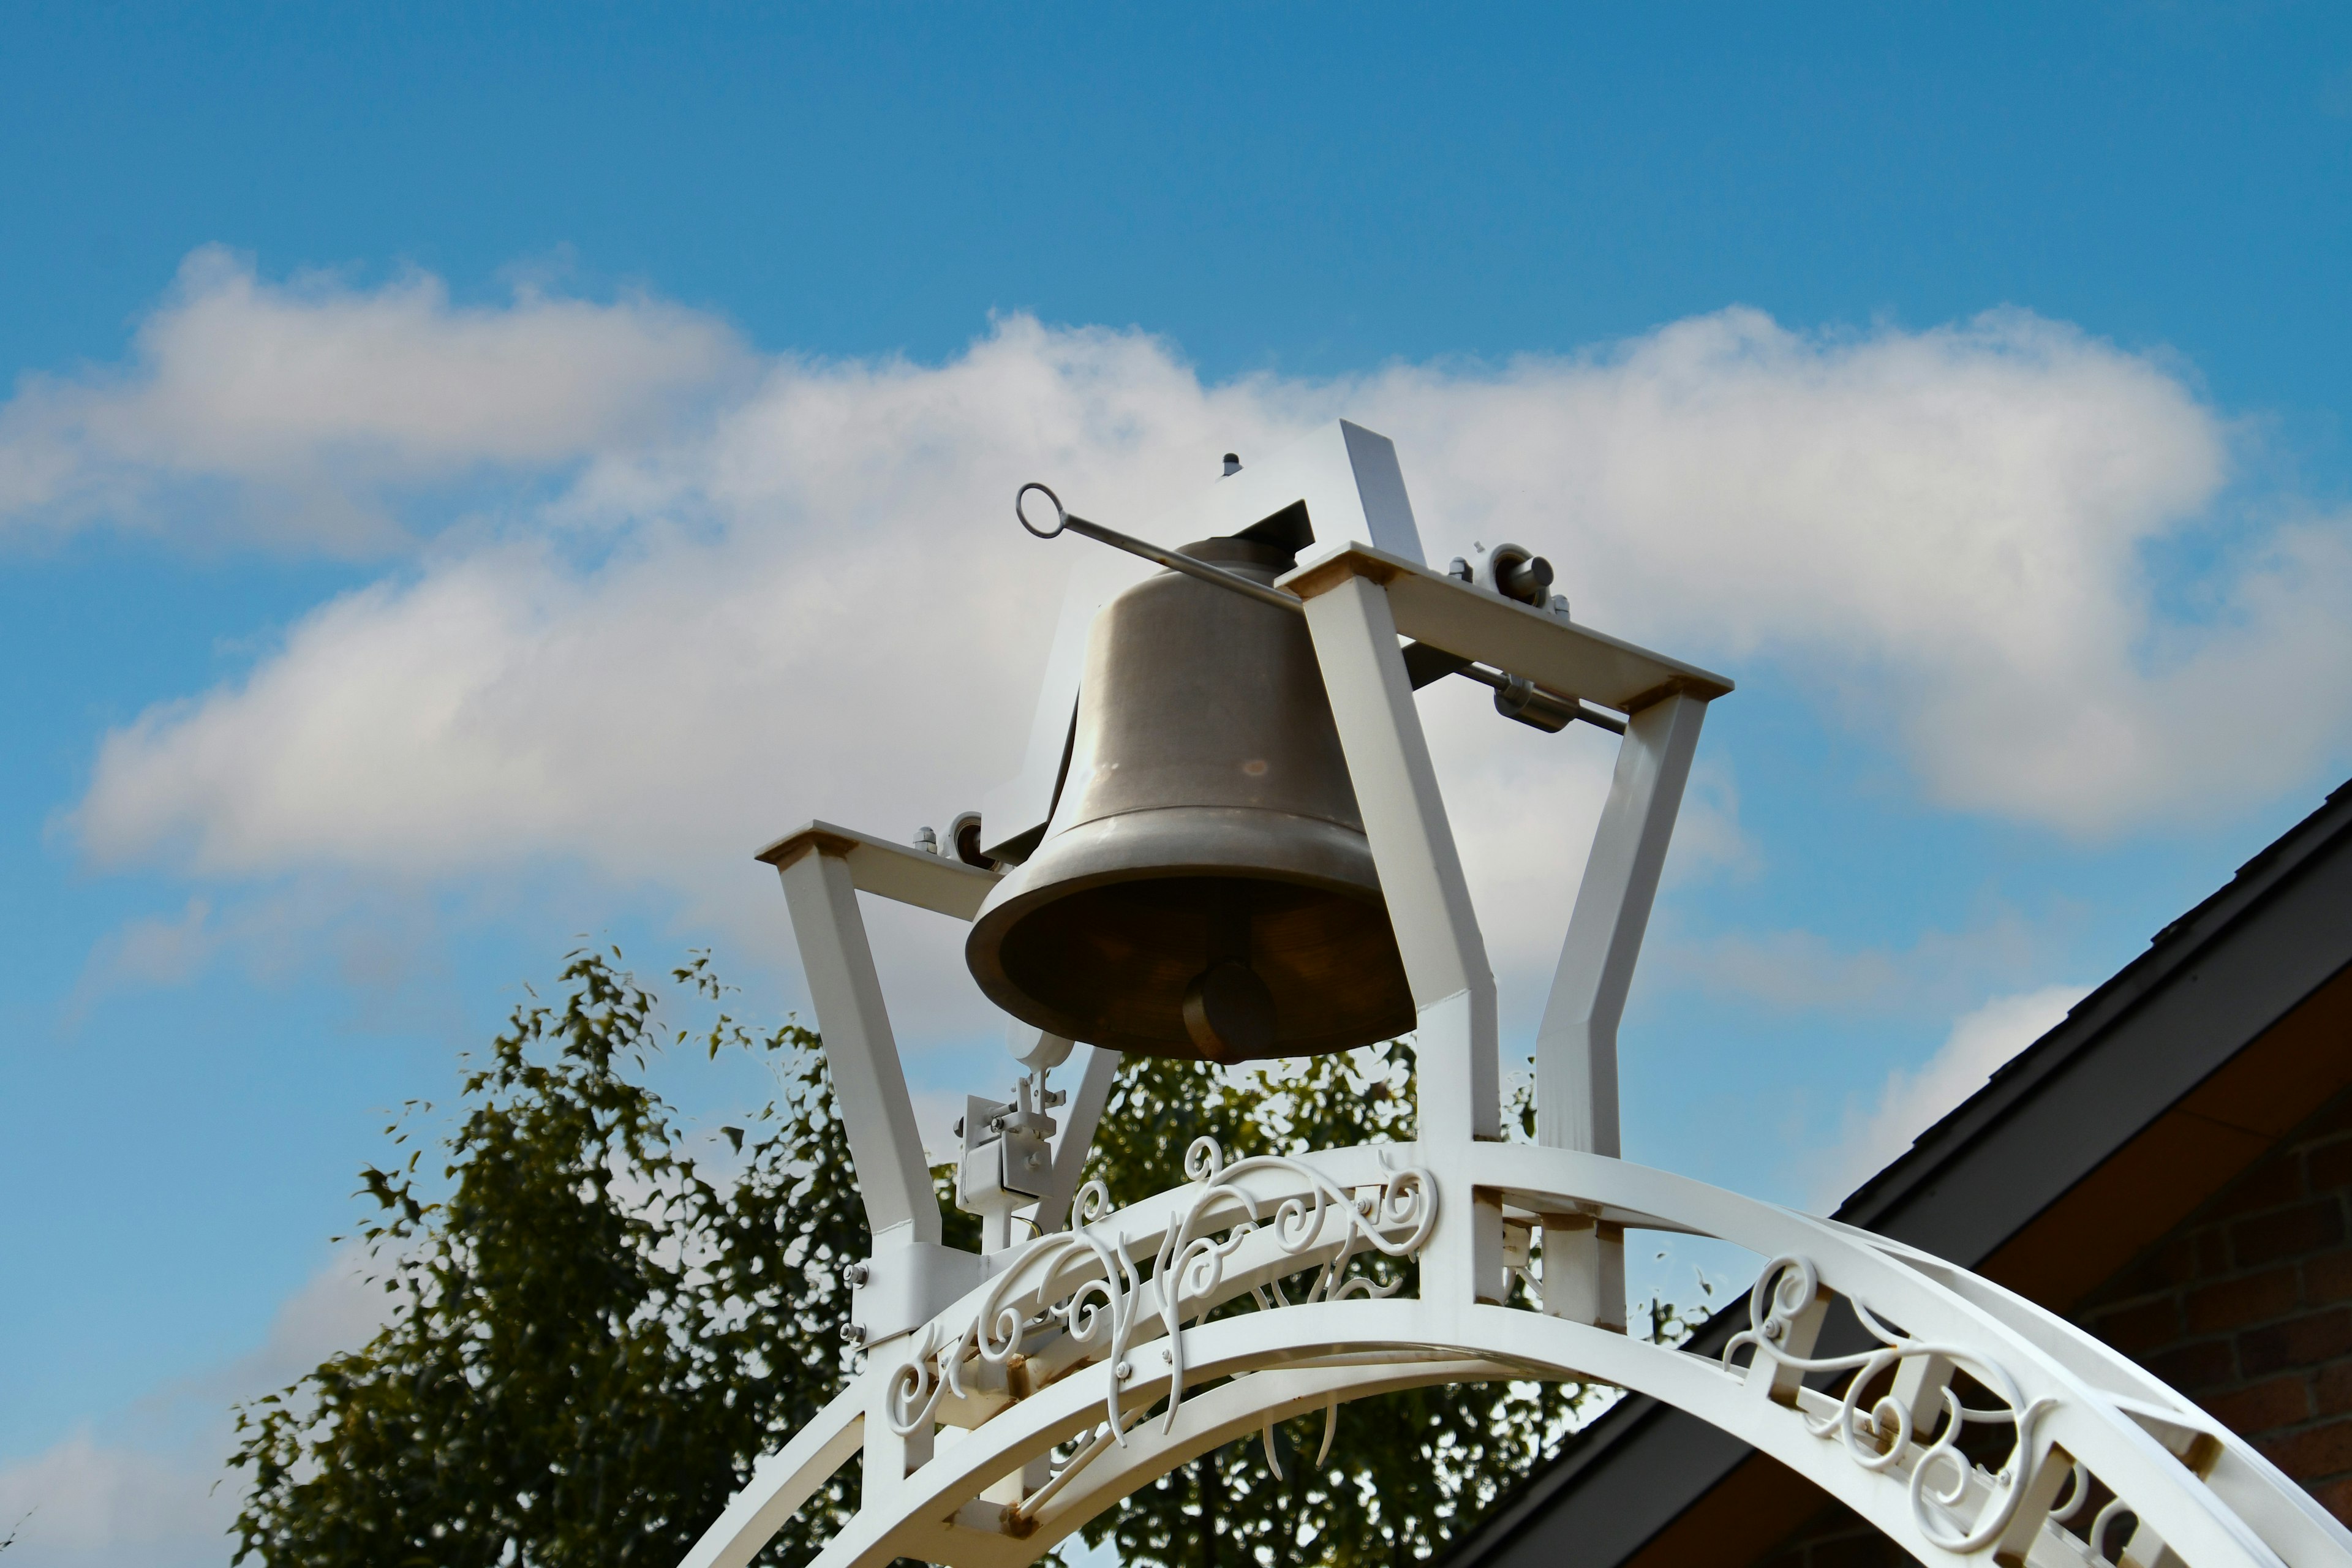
[{"xmin": 680, "ymin": 425, "xmax": 2352, "ymax": 1568}]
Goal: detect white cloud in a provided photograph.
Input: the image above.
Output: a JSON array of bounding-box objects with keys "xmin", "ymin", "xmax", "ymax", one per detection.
[
  {"xmin": 1812, "ymin": 982, "xmax": 2092, "ymax": 1208},
  {"xmin": 1348, "ymin": 307, "xmax": 2352, "ymax": 833},
  {"xmin": 0, "ymin": 1248, "xmax": 390, "ymax": 1568},
  {"xmin": 43, "ymin": 258, "xmax": 2352, "ymax": 1021},
  {"xmin": 1660, "ymin": 908, "xmax": 2051, "ymax": 1017},
  {"xmin": 0, "ymin": 246, "xmax": 748, "ymax": 549},
  {"xmin": 0, "ymin": 1434, "xmax": 228, "ymax": 1568}
]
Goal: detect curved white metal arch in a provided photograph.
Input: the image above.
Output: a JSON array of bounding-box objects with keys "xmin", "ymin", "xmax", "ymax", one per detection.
[
  {"xmin": 725, "ymin": 433, "xmax": 2352, "ymax": 1568},
  {"xmin": 677, "ymin": 1142, "xmax": 2352, "ymax": 1568}
]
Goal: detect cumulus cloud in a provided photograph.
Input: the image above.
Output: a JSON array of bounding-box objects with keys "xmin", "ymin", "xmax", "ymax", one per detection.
[
  {"xmin": 1812, "ymin": 982, "xmax": 2092, "ymax": 1208},
  {"xmin": 0, "ymin": 1248, "xmax": 390, "ymax": 1568},
  {"xmin": 0, "ymin": 246, "xmax": 748, "ymax": 549},
  {"xmin": 45, "ymin": 258, "xmax": 2352, "ymax": 1016},
  {"xmin": 1349, "ymin": 307, "xmax": 2352, "ymax": 832},
  {"xmin": 1660, "ymin": 909, "xmax": 2051, "ymax": 1017}
]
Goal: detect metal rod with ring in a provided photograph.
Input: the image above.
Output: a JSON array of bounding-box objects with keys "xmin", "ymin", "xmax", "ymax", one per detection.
[
  {"xmin": 1016, "ymin": 481, "xmax": 1310, "ymax": 614},
  {"xmin": 1015, "ymin": 481, "xmax": 1626, "ymax": 736}
]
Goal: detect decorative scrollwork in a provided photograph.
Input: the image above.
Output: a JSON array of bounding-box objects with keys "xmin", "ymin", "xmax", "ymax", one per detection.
[
  {"xmin": 882, "ymin": 1136, "xmax": 1436, "ymax": 1493},
  {"xmin": 1726, "ymin": 1255, "xmax": 2059, "ymax": 1555},
  {"xmin": 1154, "ymin": 1137, "xmax": 1434, "ymax": 1440}
]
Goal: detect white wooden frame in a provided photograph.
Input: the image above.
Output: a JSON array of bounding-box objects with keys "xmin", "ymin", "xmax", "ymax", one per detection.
[{"xmin": 702, "ymin": 427, "xmax": 2348, "ymax": 1568}]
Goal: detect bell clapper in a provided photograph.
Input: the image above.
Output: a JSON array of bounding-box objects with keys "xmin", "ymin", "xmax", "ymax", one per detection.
[{"xmin": 1182, "ymin": 886, "xmax": 1278, "ymax": 1064}]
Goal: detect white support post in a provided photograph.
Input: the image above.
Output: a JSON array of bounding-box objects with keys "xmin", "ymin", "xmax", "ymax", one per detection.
[
  {"xmin": 861, "ymin": 1374, "xmax": 932, "ymax": 1526},
  {"xmin": 1031, "ymin": 1044, "xmax": 1120, "ymax": 1233},
  {"xmin": 1300, "ymin": 573, "xmax": 1500, "ymax": 1146},
  {"xmin": 774, "ymin": 847, "xmax": 941, "ymax": 1250},
  {"xmin": 1539, "ymin": 1215, "xmax": 1627, "ymax": 1333},
  {"xmin": 1535, "ymin": 691, "xmax": 1707, "ymax": 1159},
  {"xmin": 1531, "ymin": 692, "xmax": 1703, "ymax": 1333},
  {"xmin": 1302, "ymin": 573, "xmax": 1504, "ymax": 1310}
]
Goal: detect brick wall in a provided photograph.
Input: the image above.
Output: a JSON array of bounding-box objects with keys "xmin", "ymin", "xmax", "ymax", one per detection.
[
  {"xmin": 1760, "ymin": 1082, "xmax": 2352, "ymax": 1567},
  {"xmin": 2075, "ymin": 1082, "xmax": 2352, "ymax": 1515}
]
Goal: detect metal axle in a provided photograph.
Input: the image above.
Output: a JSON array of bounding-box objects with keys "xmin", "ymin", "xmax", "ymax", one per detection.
[{"xmin": 1014, "ymin": 482, "xmax": 1624, "ymax": 735}]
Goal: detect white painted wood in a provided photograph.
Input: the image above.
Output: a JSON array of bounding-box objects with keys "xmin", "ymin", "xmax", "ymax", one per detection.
[
  {"xmin": 774, "ymin": 847, "xmax": 941, "ymax": 1247},
  {"xmin": 1540, "ymin": 1215, "xmax": 1627, "ymax": 1332},
  {"xmin": 978, "ymin": 565, "xmax": 1128, "ymax": 864},
  {"xmin": 1298, "ymin": 574, "xmax": 1499, "ymax": 1144},
  {"xmin": 673, "ymin": 1392, "xmax": 863, "ymax": 1568},
  {"xmin": 1146, "ymin": 418, "xmax": 1426, "ymax": 570},
  {"xmin": 1536, "ymin": 691, "xmax": 1708, "ymax": 1157},
  {"xmin": 709, "ymin": 432, "xmax": 2347, "ymax": 1568},
  {"xmin": 1031, "ymin": 1043, "xmax": 1118, "ymax": 1233},
  {"xmin": 759, "ymin": 820, "xmax": 1001, "ymax": 920},
  {"xmin": 1281, "ymin": 543, "xmax": 1733, "ymax": 713},
  {"xmin": 686, "ymin": 1135, "xmax": 2351, "ymax": 1568}
]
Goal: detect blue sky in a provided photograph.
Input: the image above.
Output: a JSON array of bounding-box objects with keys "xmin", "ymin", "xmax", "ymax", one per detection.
[{"xmin": 4, "ymin": 5, "xmax": 2351, "ymax": 1563}]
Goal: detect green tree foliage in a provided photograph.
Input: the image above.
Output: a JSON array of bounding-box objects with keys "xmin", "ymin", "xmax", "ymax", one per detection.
[
  {"xmin": 1075, "ymin": 1050, "xmax": 1593, "ymax": 1568},
  {"xmin": 231, "ymin": 952, "xmax": 1601, "ymax": 1567},
  {"xmin": 230, "ymin": 952, "xmax": 865, "ymax": 1567}
]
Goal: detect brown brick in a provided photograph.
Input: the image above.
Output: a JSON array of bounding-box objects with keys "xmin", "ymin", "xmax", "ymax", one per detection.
[
  {"xmin": 2102, "ymin": 1238, "xmax": 2201, "ymax": 1301},
  {"xmin": 2149, "ymin": 1338, "xmax": 2237, "ymax": 1390},
  {"xmin": 2313, "ymin": 1139, "xmax": 2352, "ymax": 1196},
  {"xmin": 2318, "ymin": 1362, "xmax": 2352, "ymax": 1415},
  {"xmin": 2188, "ymin": 1267, "xmax": 2301, "ymax": 1333},
  {"xmin": 2095, "ymin": 1297, "xmax": 2185, "ymax": 1354},
  {"xmin": 2235, "ymin": 1200, "xmax": 2347, "ymax": 1267},
  {"xmin": 2215, "ymin": 1155, "xmax": 2309, "ymax": 1217},
  {"xmin": 2264, "ymin": 1419, "xmax": 2352, "ymax": 1480},
  {"xmin": 2312, "ymin": 1474, "xmax": 2352, "ymax": 1526},
  {"xmin": 2205, "ymin": 1373, "xmax": 2312, "ymax": 1435},
  {"xmin": 2242, "ymin": 1309, "xmax": 2352, "ymax": 1377},
  {"xmin": 2308, "ymin": 1254, "xmax": 2352, "ymax": 1305},
  {"xmin": 2197, "ymin": 1229, "xmax": 2232, "ymax": 1276}
]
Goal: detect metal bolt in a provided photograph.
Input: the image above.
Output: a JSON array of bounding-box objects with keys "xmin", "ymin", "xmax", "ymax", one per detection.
[
  {"xmin": 913, "ymin": 826, "xmax": 939, "ymax": 854},
  {"xmin": 1114, "ymin": 1360, "xmax": 1132, "ymax": 1381},
  {"xmin": 1448, "ymin": 557, "xmax": 1472, "ymax": 582},
  {"xmin": 843, "ymin": 1322, "xmax": 867, "ymax": 1346},
  {"xmin": 1221, "ymin": 453, "xmax": 1242, "ymax": 477},
  {"xmin": 842, "ymin": 1262, "xmax": 870, "ymax": 1288}
]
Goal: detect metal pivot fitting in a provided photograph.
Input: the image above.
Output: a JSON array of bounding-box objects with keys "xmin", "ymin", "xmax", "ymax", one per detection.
[
  {"xmin": 1014, "ymin": 481, "xmax": 1624, "ymax": 736},
  {"xmin": 956, "ymin": 1071, "xmax": 1065, "ymax": 1232}
]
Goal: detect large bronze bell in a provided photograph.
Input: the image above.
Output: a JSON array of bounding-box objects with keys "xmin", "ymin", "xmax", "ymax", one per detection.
[{"xmin": 965, "ymin": 533, "xmax": 1414, "ymax": 1063}]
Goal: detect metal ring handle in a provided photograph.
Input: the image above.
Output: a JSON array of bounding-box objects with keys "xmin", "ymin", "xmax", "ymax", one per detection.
[{"xmin": 1016, "ymin": 482, "xmax": 1068, "ymax": 540}]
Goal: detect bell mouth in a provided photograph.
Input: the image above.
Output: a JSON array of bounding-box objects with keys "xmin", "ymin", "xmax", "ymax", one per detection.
[{"xmin": 965, "ymin": 809, "xmax": 1415, "ymax": 1061}]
